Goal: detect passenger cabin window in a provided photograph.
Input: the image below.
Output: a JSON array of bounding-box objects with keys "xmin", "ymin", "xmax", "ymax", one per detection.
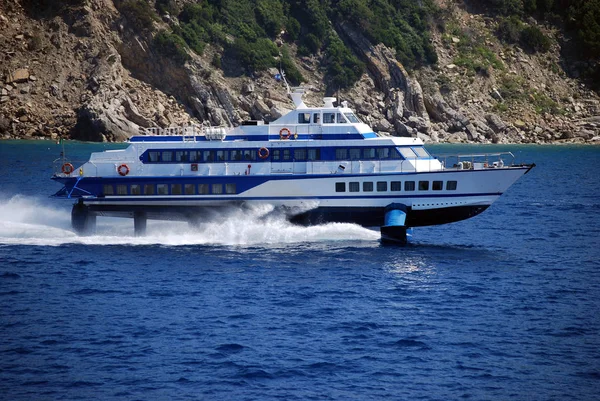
[
  {"xmin": 117, "ymin": 185, "xmax": 127, "ymax": 195},
  {"xmin": 349, "ymin": 148, "xmax": 361, "ymax": 160},
  {"xmin": 295, "ymin": 149, "xmax": 307, "ymax": 161},
  {"xmin": 405, "ymin": 181, "xmax": 415, "ymax": 191},
  {"xmin": 148, "ymin": 151, "xmax": 160, "ymax": 162},
  {"xmin": 298, "ymin": 113, "xmax": 311, "ymax": 124},
  {"xmin": 243, "ymin": 150, "xmax": 256, "ymax": 161},
  {"xmin": 349, "ymin": 182, "xmax": 359, "ymax": 192},
  {"xmin": 419, "ymin": 181, "xmax": 429, "ymax": 191},
  {"xmin": 308, "ymin": 149, "xmax": 320, "ymax": 160},
  {"xmin": 212, "ymin": 184, "xmax": 223, "ymax": 195},
  {"xmin": 282, "ymin": 149, "xmax": 291, "ymax": 161},
  {"xmin": 225, "ymin": 184, "xmax": 236, "ymax": 194},
  {"xmin": 323, "ymin": 113, "xmax": 335, "ymax": 124},
  {"xmin": 335, "ymin": 182, "xmax": 346, "ymax": 192},
  {"xmin": 103, "ymin": 185, "xmax": 114, "ymax": 195},
  {"xmin": 313, "ymin": 113, "xmax": 320, "ymax": 124},
  {"xmin": 175, "ymin": 151, "xmax": 187, "ymax": 162},
  {"xmin": 157, "ymin": 184, "xmax": 168, "ymax": 195},
  {"xmin": 391, "ymin": 181, "xmax": 401, "ymax": 191},
  {"xmin": 171, "ymin": 184, "xmax": 182, "ymax": 195},
  {"xmin": 377, "ymin": 182, "xmax": 387, "ymax": 192},
  {"xmin": 198, "ymin": 184, "xmax": 209, "ymax": 195},
  {"xmin": 189, "ymin": 151, "xmax": 201, "ymax": 162},
  {"xmin": 130, "ymin": 184, "xmax": 141, "ymax": 195},
  {"xmin": 272, "ymin": 149, "xmax": 280, "ymax": 161},
  {"xmin": 446, "ymin": 181, "xmax": 458, "ymax": 190},
  {"xmin": 231, "ymin": 150, "xmax": 242, "ymax": 161},
  {"xmin": 184, "ymin": 184, "xmax": 195, "ymax": 195},
  {"xmin": 216, "ymin": 150, "xmax": 228, "ymax": 161},
  {"xmin": 363, "ymin": 182, "xmax": 373, "ymax": 192},
  {"xmin": 335, "ymin": 149, "xmax": 348, "ymax": 160},
  {"xmin": 203, "ymin": 150, "xmax": 215, "ymax": 162},
  {"xmin": 162, "ymin": 152, "xmax": 173, "ymax": 162},
  {"xmin": 364, "ymin": 148, "xmax": 376, "ymax": 159},
  {"xmin": 144, "ymin": 184, "xmax": 155, "ymax": 195},
  {"xmin": 432, "ymin": 181, "xmax": 443, "ymax": 191}
]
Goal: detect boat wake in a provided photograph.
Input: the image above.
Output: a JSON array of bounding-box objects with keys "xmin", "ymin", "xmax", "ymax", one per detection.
[{"xmin": 0, "ymin": 195, "xmax": 378, "ymax": 246}]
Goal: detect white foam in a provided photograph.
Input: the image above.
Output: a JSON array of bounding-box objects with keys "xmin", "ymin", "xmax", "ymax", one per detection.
[{"xmin": 0, "ymin": 195, "xmax": 379, "ymax": 246}]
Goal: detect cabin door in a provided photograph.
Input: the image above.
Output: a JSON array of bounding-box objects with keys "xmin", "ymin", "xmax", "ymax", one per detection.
[{"xmin": 270, "ymin": 142, "xmax": 293, "ymax": 174}]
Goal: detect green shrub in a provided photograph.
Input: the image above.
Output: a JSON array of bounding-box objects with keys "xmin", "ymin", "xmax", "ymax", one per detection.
[
  {"xmin": 497, "ymin": 16, "xmax": 523, "ymax": 43},
  {"xmin": 286, "ymin": 17, "xmax": 301, "ymax": 41},
  {"xmin": 232, "ymin": 37, "xmax": 279, "ymax": 72},
  {"xmin": 520, "ymin": 25, "xmax": 551, "ymax": 52},
  {"xmin": 116, "ymin": 0, "xmax": 158, "ymax": 31},
  {"xmin": 153, "ymin": 31, "xmax": 190, "ymax": 64},
  {"xmin": 280, "ymin": 45, "xmax": 303, "ymax": 85},
  {"xmin": 324, "ymin": 33, "xmax": 364, "ymax": 90},
  {"xmin": 155, "ymin": 0, "xmax": 178, "ymax": 15},
  {"xmin": 256, "ymin": 0, "xmax": 285, "ymax": 37}
]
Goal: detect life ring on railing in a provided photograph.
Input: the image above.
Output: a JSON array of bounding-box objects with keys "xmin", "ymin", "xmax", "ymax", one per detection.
[
  {"xmin": 258, "ymin": 147, "xmax": 269, "ymax": 159},
  {"xmin": 117, "ymin": 164, "xmax": 130, "ymax": 176},
  {"xmin": 61, "ymin": 163, "xmax": 74, "ymax": 175},
  {"xmin": 279, "ymin": 127, "xmax": 291, "ymax": 140}
]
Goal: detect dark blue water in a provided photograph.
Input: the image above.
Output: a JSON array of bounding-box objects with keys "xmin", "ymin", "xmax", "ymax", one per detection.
[{"xmin": 1, "ymin": 141, "xmax": 599, "ymax": 400}]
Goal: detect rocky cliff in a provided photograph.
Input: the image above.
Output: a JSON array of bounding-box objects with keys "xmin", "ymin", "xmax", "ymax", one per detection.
[{"xmin": 1, "ymin": 0, "xmax": 599, "ymax": 144}]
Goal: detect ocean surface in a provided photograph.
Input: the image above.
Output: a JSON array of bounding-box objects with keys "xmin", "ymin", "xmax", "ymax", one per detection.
[{"xmin": 0, "ymin": 140, "xmax": 599, "ymax": 400}]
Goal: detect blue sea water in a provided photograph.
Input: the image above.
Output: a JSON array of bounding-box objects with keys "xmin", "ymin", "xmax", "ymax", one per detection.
[{"xmin": 0, "ymin": 140, "xmax": 599, "ymax": 400}]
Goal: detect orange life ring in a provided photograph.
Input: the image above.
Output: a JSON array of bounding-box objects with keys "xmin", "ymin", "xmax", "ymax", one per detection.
[
  {"xmin": 258, "ymin": 147, "xmax": 269, "ymax": 159},
  {"xmin": 279, "ymin": 127, "xmax": 291, "ymax": 140},
  {"xmin": 117, "ymin": 164, "xmax": 130, "ymax": 176},
  {"xmin": 61, "ymin": 163, "xmax": 74, "ymax": 175}
]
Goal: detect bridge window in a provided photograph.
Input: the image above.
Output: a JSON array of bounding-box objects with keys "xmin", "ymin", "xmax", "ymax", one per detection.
[
  {"xmin": 419, "ymin": 181, "xmax": 429, "ymax": 191},
  {"xmin": 446, "ymin": 180, "xmax": 458, "ymax": 190},
  {"xmin": 295, "ymin": 148, "xmax": 307, "ymax": 161},
  {"xmin": 363, "ymin": 182, "xmax": 373, "ymax": 192},
  {"xmin": 144, "ymin": 184, "xmax": 155, "ymax": 195},
  {"xmin": 157, "ymin": 184, "xmax": 168, "ymax": 195},
  {"xmin": 171, "ymin": 184, "xmax": 182, "ymax": 195},
  {"xmin": 130, "ymin": 184, "xmax": 141, "ymax": 195},
  {"xmin": 298, "ymin": 113, "xmax": 311, "ymax": 124},
  {"xmin": 149, "ymin": 151, "xmax": 160, "ymax": 162},
  {"xmin": 377, "ymin": 181, "xmax": 387, "ymax": 192},
  {"xmin": 391, "ymin": 181, "xmax": 401, "ymax": 191},
  {"xmin": 432, "ymin": 181, "xmax": 443, "ymax": 190},
  {"xmin": 336, "ymin": 113, "xmax": 347, "ymax": 123},
  {"xmin": 405, "ymin": 181, "xmax": 415, "ymax": 191},
  {"xmin": 313, "ymin": 113, "xmax": 320, "ymax": 123},
  {"xmin": 390, "ymin": 148, "xmax": 401, "ymax": 159},
  {"xmin": 335, "ymin": 148, "xmax": 348, "ymax": 160},
  {"xmin": 349, "ymin": 182, "xmax": 359, "ymax": 192},
  {"xmin": 103, "ymin": 185, "xmax": 114, "ymax": 196},
  {"xmin": 117, "ymin": 185, "xmax": 127, "ymax": 195},
  {"xmin": 212, "ymin": 184, "xmax": 223, "ymax": 194},
  {"xmin": 226, "ymin": 183, "xmax": 236, "ymax": 194},
  {"xmin": 335, "ymin": 182, "xmax": 346, "ymax": 192},
  {"xmin": 344, "ymin": 112, "xmax": 360, "ymax": 123},
  {"xmin": 184, "ymin": 184, "xmax": 195, "ymax": 195},
  {"xmin": 349, "ymin": 148, "xmax": 361, "ymax": 160},
  {"xmin": 198, "ymin": 184, "xmax": 209, "ymax": 195},
  {"xmin": 323, "ymin": 113, "xmax": 335, "ymax": 124},
  {"xmin": 308, "ymin": 148, "xmax": 320, "ymax": 160},
  {"xmin": 412, "ymin": 147, "xmax": 430, "ymax": 158},
  {"xmin": 399, "ymin": 148, "xmax": 417, "ymax": 159}
]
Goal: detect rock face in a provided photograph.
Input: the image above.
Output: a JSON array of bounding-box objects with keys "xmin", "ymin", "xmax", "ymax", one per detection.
[{"xmin": 0, "ymin": 0, "xmax": 598, "ymax": 144}]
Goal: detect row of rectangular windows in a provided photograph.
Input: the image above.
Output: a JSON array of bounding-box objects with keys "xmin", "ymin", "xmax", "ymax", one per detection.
[
  {"xmin": 102, "ymin": 183, "xmax": 237, "ymax": 196},
  {"xmin": 335, "ymin": 180, "xmax": 458, "ymax": 193},
  {"xmin": 144, "ymin": 146, "xmax": 408, "ymax": 163}
]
